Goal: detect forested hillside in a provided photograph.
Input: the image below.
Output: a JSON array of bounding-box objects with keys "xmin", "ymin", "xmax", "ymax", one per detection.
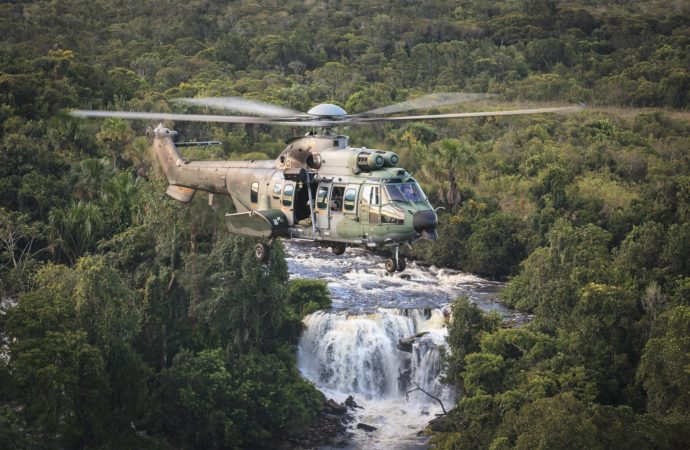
[{"xmin": 1, "ymin": 0, "xmax": 689, "ymax": 448}]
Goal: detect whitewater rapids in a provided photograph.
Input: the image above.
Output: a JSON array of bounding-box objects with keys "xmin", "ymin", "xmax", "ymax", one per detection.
[{"xmin": 286, "ymin": 241, "xmax": 523, "ymax": 449}]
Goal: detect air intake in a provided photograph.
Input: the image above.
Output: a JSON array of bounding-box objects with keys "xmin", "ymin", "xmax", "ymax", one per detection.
[{"xmin": 356, "ymin": 152, "xmax": 385, "ymax": 171}]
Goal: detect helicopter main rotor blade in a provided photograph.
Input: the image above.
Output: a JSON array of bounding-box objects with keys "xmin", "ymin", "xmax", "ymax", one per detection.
[
  {"xmin": 352, "ymin": 105, "xmax": 584, "ymax": 123},
  {"xmin": 358, "ymin": 92, "xmax": 497, "ymax": 116},
  {"xmin": 69, "ymin": 109, "xmax": 349, "ymax": 127},
  {"xmin": 70, "ymin": 104, "xmax": 583, "ymax": 127},
  {"xmin": 172, "ymin": 96, "xmax": 307, "ymax": 118},
  {"xmin": 70, "ymin": 109, "xmax": 287, "ymax": 124}
]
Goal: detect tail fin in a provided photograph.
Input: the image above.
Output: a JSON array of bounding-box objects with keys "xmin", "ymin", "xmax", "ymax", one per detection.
[
  {"xmin": 150, "ymin": 124, "xmax": 196, "ymax": 202},
  {"xmin": 151, "ymin": 124, "xmax": 183, "ymax": 179}
]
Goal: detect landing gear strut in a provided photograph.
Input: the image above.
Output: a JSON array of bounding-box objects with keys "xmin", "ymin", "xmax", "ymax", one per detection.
[{"xmin": 385, "ymin": 245, "xmax": 406, "ymax": 273}]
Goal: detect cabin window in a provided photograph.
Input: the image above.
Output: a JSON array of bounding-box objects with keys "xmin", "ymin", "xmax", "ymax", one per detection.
[
  {"xmin": 343, "ymin": 188, "xmax": 357, "ymax": 212},
  {"xmin": 330, "ymin": 186, "xmax": 345, "ymax": 212},
  {"xmin": 361, "ymin": 185, "xmax": 371, "ymax": 206},
  {"xmin": 251, "ymin": 182, "xmax": 259, "ymax": 204},
  {"xmin": 282, "ymin": 183, "xmax": 294, "ymax": 207},
  {"xmin": 371, "ymin": 186, "xmax": 380, "ymax": 205},
  {"xmin": 316, "ymin": 186, "xmax": 329, "ymax": 209},
  {"xmin": 273, "ymin": 183, "xmax": 282, "ymax": 199}
]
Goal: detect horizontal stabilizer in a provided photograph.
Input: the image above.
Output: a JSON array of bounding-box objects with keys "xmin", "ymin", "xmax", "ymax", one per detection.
[
  {"xmin": 176, "ymin": 141, "xmax": 223, "ymax": 147},
  {"xmin": 166, "ymin": 185, "xmax": 196, "ymax": 203}
]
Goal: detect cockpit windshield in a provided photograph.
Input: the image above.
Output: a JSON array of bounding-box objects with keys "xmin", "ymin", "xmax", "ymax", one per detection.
[{"xmin": 383, "ymin": 181, "xmax": 425, "ymax": 203}]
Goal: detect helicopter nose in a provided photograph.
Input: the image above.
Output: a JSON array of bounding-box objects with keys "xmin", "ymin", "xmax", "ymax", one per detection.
[{"xmin": 413, "ymin": 210, "xmax": 438, "ymax": 239}]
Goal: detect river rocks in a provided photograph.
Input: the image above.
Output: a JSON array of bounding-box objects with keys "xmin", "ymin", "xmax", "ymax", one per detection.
[
  {"xmin": 398, "ymin": 337, "xmax": 414, "ymax": 353},
  {"xmin": 280, "ymin": 397, "xmax": 354, "ymax": 449},
  {"xmin": 325, "ymin": 398, "xmax": 348, "ymax": 415},
  {"xmin": 427, "ymin": 411, "xmax": 454, "ymax": 432},
  {"xmin": 357, "ymin": 422, "xmax": 378, "ymax": 432},
  {"xmin": 397, "ymin": 331, "xmax": 430, "ymax": 353},
  {"xmin": 345, "ymin": 395, "xmax": 362, "ymax": 409}
]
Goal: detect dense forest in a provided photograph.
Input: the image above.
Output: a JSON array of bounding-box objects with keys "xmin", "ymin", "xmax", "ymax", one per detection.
[{"xmin": 1, "ymin": 0, "xmax": 689, "ymax": 448}]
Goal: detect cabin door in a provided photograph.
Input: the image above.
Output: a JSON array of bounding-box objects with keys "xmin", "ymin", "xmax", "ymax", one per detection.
[
  {"xmin": 314, "ymin": 183, "xmax": 330, "ymax": 231},
  {"xmin": 280, "ymin": 182, "xmax": 295, "ymax": 225},
  {"xmin": 359, "ymin": 184, "xmax": 380, "ymax": 237}
]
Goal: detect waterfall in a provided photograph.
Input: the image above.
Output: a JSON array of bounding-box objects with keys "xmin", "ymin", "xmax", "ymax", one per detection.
[
  {"xmin": 285, "ymin": 241, "xmax": 513, "ymax": 448},
  {"xmin": 298, "ymin": 308, "xmax": 454, "ymax": 448}
]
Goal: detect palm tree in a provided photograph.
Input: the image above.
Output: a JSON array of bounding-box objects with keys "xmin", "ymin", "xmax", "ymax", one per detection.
[
  {"xmin": 123, "ymin": 136, "xmax": 153, "ymax": 181},
  {"xmin": 96, "ymin": 118, "xmax": 133, "ymax": 168},
  {"xmin": 72, "ymin": 158, "xmax": 113, "ymax": 200},
  {"xmin": 421, "ymin": 138, "xmax": 478, "ymax": 211},
  {"xmin": 49, "ymin": 201, "xmax": 104, "ymax": 266},
  {"xmin": 102, "ymin": 172, "xmax": 139, "ymax": 231}
]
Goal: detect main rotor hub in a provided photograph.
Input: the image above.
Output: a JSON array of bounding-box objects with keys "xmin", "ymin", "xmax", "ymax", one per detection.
[{"xmin": 307, "ymin": 103, "xmax": 347, "ymax": 117}]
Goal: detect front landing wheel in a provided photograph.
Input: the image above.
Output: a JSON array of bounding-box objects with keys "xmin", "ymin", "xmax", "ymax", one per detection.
[
  {"xmin": 385, "ymin": 259, "xmax": 397, "ymax": 274},
  {"xmin": 255, "ymin": 243, "xmax": 270, "ymax": 263},
  {"xmin": 397, "ymin": 257, "xmax": 407, "ymax": 272},
  {"xmin": 332, "ymin": 243, "xmax": 346, "ymax": 256}
]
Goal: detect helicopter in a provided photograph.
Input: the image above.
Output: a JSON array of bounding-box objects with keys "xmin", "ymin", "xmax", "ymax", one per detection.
[{"xmin": 71, "ymin": 94, "xmax": 580, "ymax": 273}]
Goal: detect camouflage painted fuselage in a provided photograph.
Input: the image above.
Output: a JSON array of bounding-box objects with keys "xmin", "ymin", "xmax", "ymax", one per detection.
[{"xmin": 151, "ymin": 125, "xmax": 438, "ymax": 249}]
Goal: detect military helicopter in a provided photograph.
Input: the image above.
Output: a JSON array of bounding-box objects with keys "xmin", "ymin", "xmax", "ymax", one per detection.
[{"xmin": 71, "ymin": 94, "xmax": 579, "ymax": 273}]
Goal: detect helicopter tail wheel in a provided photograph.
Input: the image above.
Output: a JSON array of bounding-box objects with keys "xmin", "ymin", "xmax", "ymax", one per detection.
[
  {"xmin": 254, "ymin": 243, "xmax": 270, "ymax": 263},
  {"xmin": 332, "ymin": 242, "xmax": 346, "ymax": 256},
  {"xmin": 385, "ymin": 258, "xmax": 397, "ymax": 274}
]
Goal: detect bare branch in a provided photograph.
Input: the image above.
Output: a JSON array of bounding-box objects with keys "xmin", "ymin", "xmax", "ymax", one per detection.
[{"xmin": 405, "ymin": 382, "xmax": 447, "ymax": 415}]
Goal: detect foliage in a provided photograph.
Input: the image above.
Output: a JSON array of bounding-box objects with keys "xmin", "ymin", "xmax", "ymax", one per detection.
[
  {"xmin": 637, "ymin": 306, "xmax": 690, "ymax": 416},
  {"xmin": 1, "ymin": 0, "xmax": 689, "ymax": 448},
  {"xmin": 444, "ymin": 297, "xmax": 500, "ymax": 390},
  {"xmin": 287, "ymin": 278, "xmax": 332, "ymax": 316},
  {"xmin": 413, "ymin": 200, "xmax": 527, "ymax": 278},
  {"xmin": 157, "ymin": 348, "xmax": 322, "ymax": 449}
]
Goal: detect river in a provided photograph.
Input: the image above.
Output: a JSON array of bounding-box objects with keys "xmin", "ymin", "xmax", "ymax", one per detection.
[{"xmin": 286, "ymin": 241, "xmax": 525, "ymax": 449}]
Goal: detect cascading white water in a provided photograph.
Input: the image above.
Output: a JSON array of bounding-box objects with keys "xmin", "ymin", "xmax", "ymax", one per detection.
[
  {"xmin": 298, "ymin": 308, "xmax": 454, "ymax": 449},
  {"xmin": 299, "ymin": 310, "xmax": 407, "ymax": 397},
  {"xmin": 285, "ymin": 241, "xmax": 520, "ymax": 449}
]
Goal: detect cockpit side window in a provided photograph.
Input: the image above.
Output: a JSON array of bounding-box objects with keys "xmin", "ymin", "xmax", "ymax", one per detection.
[
  {"xmin": 381, "ymin": 204, "xmax": 405, "ymax": 224},
  {"xmin": 383, "ymin": 182, "xmax": 424, "ymax": 203}
]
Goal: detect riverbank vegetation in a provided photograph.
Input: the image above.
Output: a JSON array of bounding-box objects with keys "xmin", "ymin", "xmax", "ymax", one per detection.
[{"xmin": 1, "ymin": 0, "xmax": 688, "ymax": 448}]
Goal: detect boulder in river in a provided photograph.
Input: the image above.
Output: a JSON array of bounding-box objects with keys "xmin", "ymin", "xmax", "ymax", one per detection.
[
  {"xmin": 345, "ymin": 395, "xmax": 362, "ymax": 409},
  {"xmin": 325, "ymin": 398, "xmax": 348, "ymax": 415},
  {"xmin": 397, "ymin": 331, "xmax": 430, "ymax": 353},
  {"xmin": 280, "ymin": 396, "xmax": 354, "ymax": 448},
  {"xmin": 357, "ymin": 423, "xmax": 378, "ymax": 432}
]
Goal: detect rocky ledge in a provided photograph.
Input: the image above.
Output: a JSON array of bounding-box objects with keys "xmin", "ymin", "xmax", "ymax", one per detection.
[{"xmin": 274, "ymin": 394, "xmax": 356, "ymax": 449}]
